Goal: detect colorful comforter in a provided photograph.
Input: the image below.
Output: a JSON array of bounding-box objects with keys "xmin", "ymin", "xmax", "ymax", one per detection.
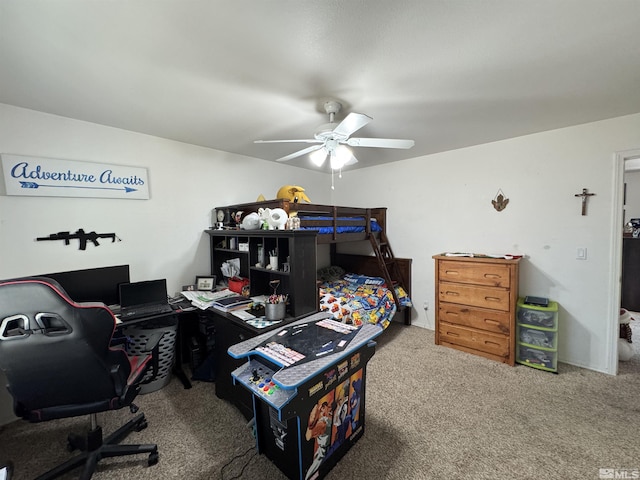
[{"xmin": 318, "ymin": 274, "xmax": 412, "ymax": 330}]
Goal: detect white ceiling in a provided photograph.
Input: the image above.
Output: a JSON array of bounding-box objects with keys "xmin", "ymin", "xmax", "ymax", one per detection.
[{"xmin": 1, "ymin": 1, "xmax": 640, "ymax": 172}]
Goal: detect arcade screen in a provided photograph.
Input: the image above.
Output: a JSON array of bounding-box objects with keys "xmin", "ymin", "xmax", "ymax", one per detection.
[{"xmin": 254, "ymin": 318, "xmax": 360, "ymax": 367}]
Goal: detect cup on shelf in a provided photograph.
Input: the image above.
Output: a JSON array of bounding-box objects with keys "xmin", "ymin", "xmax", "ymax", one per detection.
[{"xmin": 269, "ymin": 256, "xmax": 278, "ymax": 270}]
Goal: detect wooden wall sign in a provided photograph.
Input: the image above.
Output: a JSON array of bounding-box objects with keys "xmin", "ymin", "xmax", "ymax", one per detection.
[{"xmin": 1, "ymin": 154, "xmax": 149, "ymax": 199}]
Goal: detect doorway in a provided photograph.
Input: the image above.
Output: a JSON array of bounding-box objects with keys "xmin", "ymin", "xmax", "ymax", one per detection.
[{"xmin": 613, "ymin": 149, "xmax": 640, "ymax": 374}]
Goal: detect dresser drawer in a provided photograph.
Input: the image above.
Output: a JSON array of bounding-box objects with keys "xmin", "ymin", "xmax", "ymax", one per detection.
[
  {"xmin": 438, "ymin": 260, "xmax": 512, "ymax": 288},
  {"xmin": 438, "ymin": 282, "xmax": 511, "ymax": 311},
  {"xmin": 438, "ymin": 303, "xmax": 511, "ymax": 334},
  {"xmin": 439, "ymin": 323, "xmax": 510, "ymax": 358}
]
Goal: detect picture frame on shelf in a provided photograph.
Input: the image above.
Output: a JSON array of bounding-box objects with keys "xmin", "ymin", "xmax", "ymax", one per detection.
[{"xmin": 195, "ymin": 276, "xmax": 216, "ymax": 291}]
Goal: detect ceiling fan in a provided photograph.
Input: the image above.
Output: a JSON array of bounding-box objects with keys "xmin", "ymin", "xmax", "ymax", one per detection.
[{"xmin": 254, "ymin": 101, "xmax": 415, "ymax": 170}]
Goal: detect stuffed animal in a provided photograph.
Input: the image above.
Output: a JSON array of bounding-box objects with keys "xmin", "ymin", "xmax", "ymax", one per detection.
[
  {"xmin": 619, "ymin": 308, "xmax": 635, "ymax": 361},
  {"xmin": 619, "ymin": 338, "xmax": 634, "ymax": 361},
  {"xmin": 258, "ymin": 207, "xmax": 288, "ymax": 230},
  {"xmin": 276, "ymin": 185, "xmax": 311, "ymax": 203}
]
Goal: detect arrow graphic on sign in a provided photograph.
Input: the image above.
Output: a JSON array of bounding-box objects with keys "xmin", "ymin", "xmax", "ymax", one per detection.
[{"xmin": 19, "ymin": 182, "xmax": 138, "ymax": 193}]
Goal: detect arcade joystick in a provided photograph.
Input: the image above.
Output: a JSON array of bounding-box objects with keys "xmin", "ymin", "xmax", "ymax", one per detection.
[{"xmin": 251, "ymin": 369, "xmax": 260, "ymax": 382}]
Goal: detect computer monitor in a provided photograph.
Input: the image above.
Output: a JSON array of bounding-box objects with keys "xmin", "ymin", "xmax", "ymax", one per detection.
[{"xmin": 37, "ymin": 264, "xmax": 130, "ymax": 306}]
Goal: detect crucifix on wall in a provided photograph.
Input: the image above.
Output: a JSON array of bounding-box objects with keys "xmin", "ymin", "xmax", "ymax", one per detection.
[{"xmin": 574, "ymin": 188, "xmax": 595, "ymax": 216}]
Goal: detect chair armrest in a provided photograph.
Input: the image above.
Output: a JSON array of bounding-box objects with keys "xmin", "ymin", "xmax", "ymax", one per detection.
[
  {"xmin": 139, "ymin": 331, "xmax": 165, "ymax": 385},
  {"xmin": 110, "ymin": 363, "xmax": 126, "ymax": 396}
]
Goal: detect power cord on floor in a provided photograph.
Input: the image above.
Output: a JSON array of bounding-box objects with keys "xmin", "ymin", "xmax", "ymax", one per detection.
[{"xmin": 220, "ymin": 446, "xmax": 257, "ymax": 480}]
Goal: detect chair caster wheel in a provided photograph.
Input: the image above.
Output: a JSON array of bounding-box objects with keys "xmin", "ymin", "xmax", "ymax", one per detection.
[
  {"xmin": 148, "ymin": 452, "xmax": 159, "ymax": 466},
  {"xmin": 135, "ymin": 419, "xmax": 148, "ymax": 432}
]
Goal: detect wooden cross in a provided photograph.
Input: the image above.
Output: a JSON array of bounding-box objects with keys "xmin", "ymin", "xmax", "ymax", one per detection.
[{"xmin": 574, "ymin": 188, "xmax": 595, "ymax": 216}]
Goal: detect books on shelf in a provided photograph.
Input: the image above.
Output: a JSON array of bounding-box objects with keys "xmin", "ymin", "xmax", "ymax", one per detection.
[{"xmin": 211, "ymin": 294, "xmax": 252, "ymax": 312}]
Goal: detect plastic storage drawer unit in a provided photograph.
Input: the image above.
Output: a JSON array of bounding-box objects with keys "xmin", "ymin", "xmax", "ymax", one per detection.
[
  {"xmin": 518, "ymin": 326, "xmax": 557, "ymax": 349},
  {"xmin": 516, "ymin": 298, "xmax": 559, "ymax": 373},
  {"xmin": 518, "ymin": 345, "xmax": 557, "ymax": 371}
]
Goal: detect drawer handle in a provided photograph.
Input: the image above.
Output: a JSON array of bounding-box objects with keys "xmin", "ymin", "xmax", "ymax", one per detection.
[
  {"xmin": 484, "ymin": 319, "xmax": 499, "ymax": 325},
  {"xmin": 445, "ymin": 270, "xmax": 460, "ymax": 276},
  {"xmin": 484, "ymin": 273, "xmax": 502, "ymax": 279},
  {"xmin": 445, "ymin": 331, "xmax": 460, "ymax": 337},
  {"xmin": 484, "ymin": 296, "xmax": 502, "ymax": 303},
  {"xmin": 445, "ymin": 291, "xmax": 460, "ymax": 296},
  {"xmin": 445, "ymin": 311, "xmax": 460, "ymax": 317},
  {"xmin": 484, "ymin": 340, "xmax": 501, "ymax": 347}
]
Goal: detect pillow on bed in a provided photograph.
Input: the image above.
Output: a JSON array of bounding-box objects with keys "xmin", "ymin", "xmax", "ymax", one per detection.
[
  {"xmin": 343, "ymin": 273, "xmax": 386, "ymax": 286},
  {"xmin": 317, "ymin": 265, "xmax": 346, "ymax": 283}
]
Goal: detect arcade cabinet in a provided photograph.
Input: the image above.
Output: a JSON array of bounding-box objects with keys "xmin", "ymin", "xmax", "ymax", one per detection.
[{"xmin": 228, "ymin": 311, "xmax": 383, "ymax": 480}]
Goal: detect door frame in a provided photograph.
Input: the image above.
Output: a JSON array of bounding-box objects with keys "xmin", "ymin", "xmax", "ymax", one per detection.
[{"xmin": 610, "ymin": 148, "xmax": 640, "ymax": 374}]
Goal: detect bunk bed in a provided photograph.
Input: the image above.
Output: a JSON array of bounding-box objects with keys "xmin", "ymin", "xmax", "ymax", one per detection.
[{"xmin": 215, "ymin": 199, "xmax": 413, "ymax": 326}]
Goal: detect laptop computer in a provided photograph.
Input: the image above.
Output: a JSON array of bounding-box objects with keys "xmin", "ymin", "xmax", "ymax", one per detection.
[{"xmin": 118, "ymin": 279, "xmax": 173, "ymax": 320}]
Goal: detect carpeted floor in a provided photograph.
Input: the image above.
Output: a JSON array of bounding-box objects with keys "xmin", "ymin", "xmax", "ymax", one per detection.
[{"xmin": 1, "ymin": 321, "xmax": 639, "ymax": 480}]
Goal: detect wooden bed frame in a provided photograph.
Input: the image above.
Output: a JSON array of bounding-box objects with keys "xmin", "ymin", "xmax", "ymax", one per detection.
[
  {"xmin": 216, "ymin": 200, "xmax": 412, "ymax": 324},
  {"xmin": 219, "ymin": 199, "xmax": 387, "ymax": 244}
]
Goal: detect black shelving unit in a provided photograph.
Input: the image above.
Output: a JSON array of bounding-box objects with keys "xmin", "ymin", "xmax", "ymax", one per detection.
[{"xmin": 204, "ymin": 229, "xmax": 318, "ymax": 319}]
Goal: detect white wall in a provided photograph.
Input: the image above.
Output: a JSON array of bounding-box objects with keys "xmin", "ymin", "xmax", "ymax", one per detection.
[
  {"xmin": 334, "ymin": 112, "xmax": 640, "ymax": 375},
  {"xmin": 0, "ymin": 104, "xmax": 332, "ymax": 288}
]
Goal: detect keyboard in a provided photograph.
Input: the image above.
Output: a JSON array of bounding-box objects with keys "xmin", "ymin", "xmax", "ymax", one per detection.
[{"xmin": 120, "ymin": 304, "xmax": 173, "ymax": 320}]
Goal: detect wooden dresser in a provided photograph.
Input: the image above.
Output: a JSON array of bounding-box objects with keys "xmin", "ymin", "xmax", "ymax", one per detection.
[{"xmin": 433, "ymin": 254, "xmax": 520, "ymax": 365}]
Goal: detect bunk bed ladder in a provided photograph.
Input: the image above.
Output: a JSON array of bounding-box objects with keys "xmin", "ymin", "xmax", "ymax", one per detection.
[{"xmin": 369, "ymin": 231, "xmax": 407, "ymax": 314}]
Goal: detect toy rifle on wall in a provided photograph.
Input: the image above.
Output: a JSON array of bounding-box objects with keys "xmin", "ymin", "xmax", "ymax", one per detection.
[{"xmin": 36, "ymin": 229, "xmax": 120, "ymax": 250}]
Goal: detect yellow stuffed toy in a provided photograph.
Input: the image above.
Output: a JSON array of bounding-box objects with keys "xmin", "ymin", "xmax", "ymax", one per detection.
[{"xmin": 276, "ymin": 185, "xmax": 311, "ymax": 203}]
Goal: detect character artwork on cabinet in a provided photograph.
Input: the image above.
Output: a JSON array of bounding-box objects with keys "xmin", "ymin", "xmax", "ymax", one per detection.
[{"xmin": 303, "ymin": 366, "xmax": 363, "ymax": 480}]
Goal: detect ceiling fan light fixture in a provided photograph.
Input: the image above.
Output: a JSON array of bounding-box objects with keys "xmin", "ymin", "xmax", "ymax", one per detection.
[
  {"xmin": 330, "ymin": 145, "xmax": 352, "ymax": 170},
  {"xmin": 310, "ymin": 148, "xmax": 328, "ymax": 166}
]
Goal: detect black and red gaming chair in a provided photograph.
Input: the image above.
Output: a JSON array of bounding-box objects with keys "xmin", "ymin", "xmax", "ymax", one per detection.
[{"xmin": 0, "ymin": 277, "xmax": 160, "ymax": 480}]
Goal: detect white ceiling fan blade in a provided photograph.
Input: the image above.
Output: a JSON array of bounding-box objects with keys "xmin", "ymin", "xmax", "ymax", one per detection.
[
  {"xmin": 332, "ymin": 113, "xmax": 372, "ymax": 138},
  {"xmin": 255, "ymin": 139, "xmax": 321, "ymax": 144},
  {"xmin": 346, "ymin": 137, "xmax": 415, "ymax": 149},
  {"xmin": 276, "ymin": 144, "xmax": 324, "ymax": 162}
]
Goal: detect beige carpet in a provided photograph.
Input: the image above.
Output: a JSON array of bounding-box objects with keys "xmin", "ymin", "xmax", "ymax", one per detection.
[{"xmin": 1, "ymin": 321, "xmax": 639, "ymax": 480}]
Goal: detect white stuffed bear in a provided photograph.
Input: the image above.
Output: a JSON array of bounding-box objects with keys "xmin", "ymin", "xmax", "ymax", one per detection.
[
  {"xmin": 619, "ymin": 308, "xmax": 635, "ymax": 361},
  {"xmin": 619, "ymin": 338, "xmax": 634, "ymax": 362}
]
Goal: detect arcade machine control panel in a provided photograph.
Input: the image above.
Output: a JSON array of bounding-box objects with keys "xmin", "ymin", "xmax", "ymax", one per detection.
[{"xmin": 233, "ymin": 359, "xmax": 296, "ymax": 409}]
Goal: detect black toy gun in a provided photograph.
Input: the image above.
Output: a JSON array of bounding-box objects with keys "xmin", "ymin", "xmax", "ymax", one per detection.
[{"xmin": 36, "ymin": 229, "xmax": 118, "ymax": 250}]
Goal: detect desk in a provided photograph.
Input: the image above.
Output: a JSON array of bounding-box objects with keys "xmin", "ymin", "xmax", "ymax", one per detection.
[{"xmin": 229, "ymin": 312, "xmax": 382, "ymax": 480}]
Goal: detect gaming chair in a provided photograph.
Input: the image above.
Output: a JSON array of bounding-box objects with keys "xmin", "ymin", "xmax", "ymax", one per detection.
[{"xmin": 0, "ymin": 277, "xmax": 160, "ymax": 480}]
